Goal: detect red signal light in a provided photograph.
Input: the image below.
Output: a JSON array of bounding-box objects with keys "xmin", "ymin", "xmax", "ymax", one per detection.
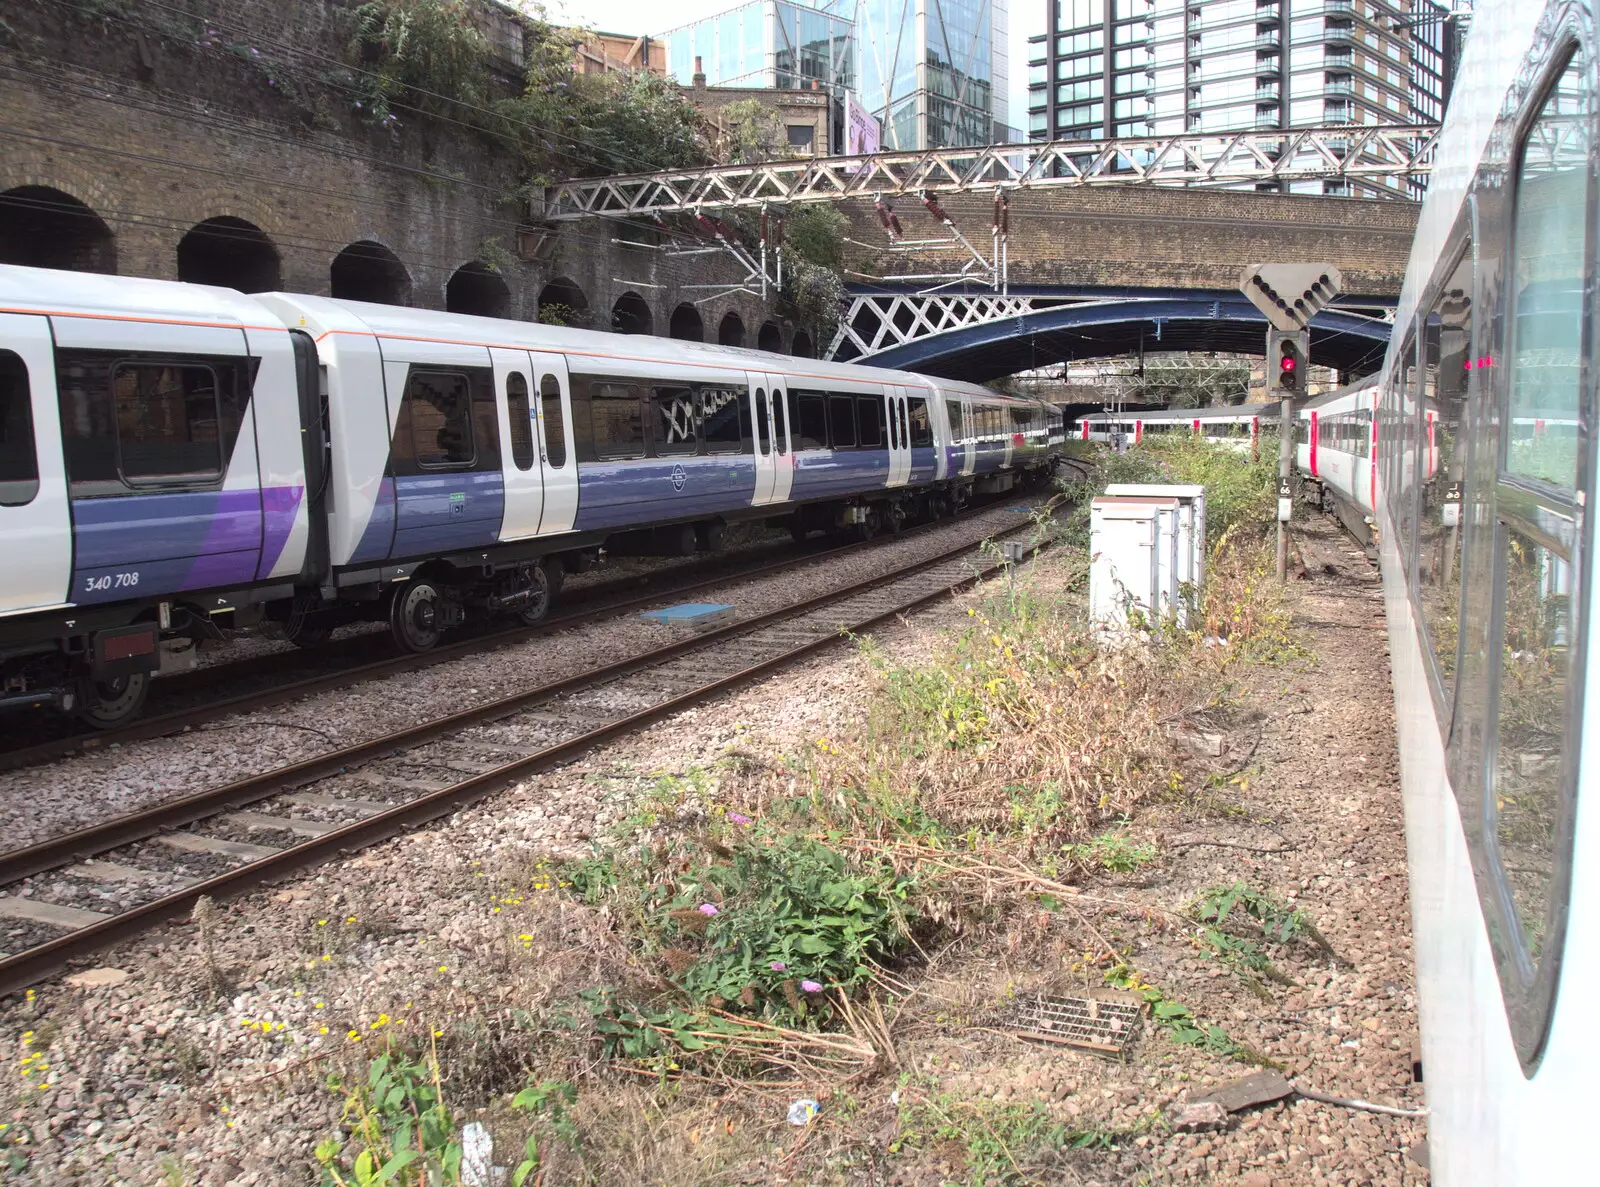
[{"xmin": 1280, "ymin": 354, "xmax": 1297, "ymax": 372}]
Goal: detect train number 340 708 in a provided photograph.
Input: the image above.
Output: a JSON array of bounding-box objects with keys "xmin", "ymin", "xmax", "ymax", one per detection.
[{"xmin": 85, "ymin": 571, "xmax": 140, "ymax": 592}]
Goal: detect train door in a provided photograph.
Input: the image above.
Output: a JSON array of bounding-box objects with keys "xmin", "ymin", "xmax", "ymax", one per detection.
[
  {"xmin": 887, "ymin": 386, "xmax": 911, "ymax": 487},
  {"xmin": 747, "ymin": 371, "xmax": 779, "ymax": 506},
  {"xmin": 0, "ymin": 313, "xmax": 70, "ymax": 613},
  {"xmin": 491, "ymin": 347, "xmax": 542, "ymax": 541},
  {"xmin": 959, "ymin": 399, "xmax": 976, "ymax": 475},
  {"xmin": 529, "ymin": 352, "xmax": 577, "ymax": 536},
  {"xmin": 763, "ymin": 372, "xmax": 793, "ymax": 503}
]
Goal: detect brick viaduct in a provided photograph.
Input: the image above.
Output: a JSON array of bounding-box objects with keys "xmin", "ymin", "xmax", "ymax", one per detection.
[
  {"xmin": 0, "ymin": 0, "xmax": 810, "ymax": 354},
  {"xmin": 836, "ymin": 186, "xmax": 1417, "ymax": 299}
]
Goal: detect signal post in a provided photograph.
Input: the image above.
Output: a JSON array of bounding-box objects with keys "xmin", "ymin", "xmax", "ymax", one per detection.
[{"xmin": 1239, "ymin": 264, "xmax": 1343, "ymax": 580}]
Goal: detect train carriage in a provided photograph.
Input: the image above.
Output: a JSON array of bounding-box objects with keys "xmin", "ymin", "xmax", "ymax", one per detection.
[{"xmin": 0, "ymin": 271, "xmax": 1063, "ymax": 725}]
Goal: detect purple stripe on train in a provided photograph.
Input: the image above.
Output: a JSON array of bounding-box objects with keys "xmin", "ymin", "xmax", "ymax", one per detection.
[{"xmin": 69, "ymin": 485, "xmax": 304, "ymax": 605}]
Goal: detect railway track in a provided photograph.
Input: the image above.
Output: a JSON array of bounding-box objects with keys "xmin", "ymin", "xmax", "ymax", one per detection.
[
  {"xmin": 0, "ymin": 499, "xmax": 1040, "ymax": 774},
  {"xmin": 0, "ymin": 519, "xmax": 1053, "ymax": 995}
]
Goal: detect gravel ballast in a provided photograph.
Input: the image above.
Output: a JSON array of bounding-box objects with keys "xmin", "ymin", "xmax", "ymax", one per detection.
[{"xmin": 0, "ymin": 513, "xmax": 1426, "ymax": 1186}]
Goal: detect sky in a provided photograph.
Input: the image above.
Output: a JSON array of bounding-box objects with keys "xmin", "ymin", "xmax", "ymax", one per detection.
[{"xmin": 548, "ymin": 0, "xmax": 1040, "ymax": 137}]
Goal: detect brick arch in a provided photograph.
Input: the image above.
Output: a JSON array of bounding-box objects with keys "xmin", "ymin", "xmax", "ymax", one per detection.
[
  {"xmin": 0, "ymin": 164, "xmax": 120, "ymax": 227},
  {"xmin": 0, "ymin": 185, "xmax": 117, "ymax": 274}
]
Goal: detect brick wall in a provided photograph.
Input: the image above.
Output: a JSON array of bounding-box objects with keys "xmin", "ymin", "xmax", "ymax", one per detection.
[
  {"xmin": 0, "ymin": 0, "xmax": 799, "ymax": 349},
  {"xmin": 839, "ymin": 185, "xmax": 1418, "ymax": 297}
]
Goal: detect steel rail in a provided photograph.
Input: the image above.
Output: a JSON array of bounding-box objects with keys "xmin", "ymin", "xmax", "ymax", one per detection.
[
  {"xmin": 0, "ymin": 504, "xmax": 1007, "ymax": 774},
  {"xmin": 0, "ymin": 529, "xmax": 1046, "ymax": 996}
]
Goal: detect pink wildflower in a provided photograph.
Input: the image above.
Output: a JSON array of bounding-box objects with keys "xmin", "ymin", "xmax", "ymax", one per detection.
[
  {"xmin": 697, "ymin": 903, "xmax": 719, "ymax": 917},
  {"xmin": 800, "ymin": 980, "xmax": 822, "ymax": 993}
]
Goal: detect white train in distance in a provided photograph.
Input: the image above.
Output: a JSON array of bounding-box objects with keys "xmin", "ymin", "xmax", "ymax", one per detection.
[{"xmin": 1085, "ymin": 0, "xmax": 1597, "ymax": 1174}]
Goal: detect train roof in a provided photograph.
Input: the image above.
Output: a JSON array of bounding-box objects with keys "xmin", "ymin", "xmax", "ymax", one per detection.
[
  {"xmin": 0, "ymin": 264, "xmax": 1054, "ymax": 410},
  {"xmin": 0, "ymin": 261, "xmax": 290, "ymax": 332}
]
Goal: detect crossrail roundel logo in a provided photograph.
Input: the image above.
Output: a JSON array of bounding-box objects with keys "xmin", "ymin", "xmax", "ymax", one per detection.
[{"xmin": 671, "ymin": 463, "xmax": 687, "ymax": 491}]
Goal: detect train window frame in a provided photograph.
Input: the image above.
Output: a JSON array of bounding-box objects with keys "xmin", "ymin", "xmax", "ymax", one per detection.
[
  {"xmin": 650, "ymin": 384, "xmax": 698, "ymax": 457},
  {"xmin": 790, "ymin": 390, "xmax": 827, "ymax": 450},
  {"xmin": 590, "ymin": 381, "xmax": 647, "ymax": 461},
  {"xmin": 828, "ymin": 394, "xmax": 857, "ymax": 449},
  {"xmin": 907, "ymin": 396, "xmax": 934, "ymax": 448},
  {"xmin": 857, "ymin": 395, "xmax": 884, "ymax": 448},
  {"xmin": 505, "ymin": 373, "xmax": 535, "ymax": 472},
  {"xmin": 0, "ymin": 349, "xmax": 38, "ymax": 506},
  {"xmin": 1453, "ymin": 29, "xmax": 1595, "ymax": 1074},
  {"xmin": 397, "ymin": 368, "xmax": 479, "ymax": 473},
  {"xmin": 700, "ymin": 385, "xmax": 745, "ymax": 455},
  {"xmin": 539, "ymin": 374, "xmax": 567, "ymax": 470}
]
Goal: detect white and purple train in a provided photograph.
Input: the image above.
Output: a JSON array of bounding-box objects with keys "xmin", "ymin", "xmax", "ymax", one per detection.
[{"xmin": 0, "ymin": 266, "xmax": 1064, "ymax": 727}]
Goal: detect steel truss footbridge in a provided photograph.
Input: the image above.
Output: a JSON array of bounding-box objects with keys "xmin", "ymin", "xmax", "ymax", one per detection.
[{"xmin": 541, "ymin": 126, "xmax": 1430, "ymax": 376}]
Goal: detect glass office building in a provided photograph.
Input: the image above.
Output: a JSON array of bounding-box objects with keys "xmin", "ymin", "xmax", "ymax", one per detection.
[
  {"xmin": 662, "ymin": 1, "xmax": 1009, "ymax": 151},
  {"xmin": 857, "ymin": 0, "xmax": 1010, "ymax": 148},
  {"xmin": 1027, "ymin": 0, "xmax": 1466, "ymax": 181},
  {"xmin": 663, "ymin": 2, "xmax": 856, "ymax": 95}
]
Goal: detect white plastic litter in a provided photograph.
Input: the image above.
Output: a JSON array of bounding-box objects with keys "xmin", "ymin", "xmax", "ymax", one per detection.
[
  {"xmin": 787, "ymin": 1098, "xmax": 820, "ymax": 1126},
  {"xmin": 460, "ymin": 1121, "xmax": 494, "ymax": 1187}
]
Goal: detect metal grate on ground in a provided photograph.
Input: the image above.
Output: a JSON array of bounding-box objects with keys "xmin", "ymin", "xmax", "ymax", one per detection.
[{"xmin": 1010, "ymin": 991, "xmax": 1145, "ymax": 1058}]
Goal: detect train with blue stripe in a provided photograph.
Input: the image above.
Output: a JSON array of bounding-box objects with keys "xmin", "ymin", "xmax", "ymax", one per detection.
[{"xmin": 0, "ymin": 266, "xmax": 1065, "ymax": 727}]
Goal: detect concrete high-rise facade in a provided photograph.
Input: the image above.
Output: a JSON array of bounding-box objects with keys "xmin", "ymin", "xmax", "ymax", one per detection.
[
  {"xmin": 661, "ymin": 1, "xmax": 1011, "ymax": 152},
  {"xmin": 1027, "ymin": 1, "xmax": 1467, "ymax": 174}
]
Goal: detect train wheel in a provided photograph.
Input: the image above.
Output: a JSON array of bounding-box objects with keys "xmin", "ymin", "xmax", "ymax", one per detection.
[
  {"xmin": 517, "ymin": 563, "xmax": 554, "ymax": 626},
  {"xmin": 389, "ymin": 581, "xmax": 443, "ymax": 652},
  {"xmin": 76, "ymin": 672, "xmax": 150, "ymax": 730},
  {"xmin": 885, "ymin": 503, "xmax": 906, "ymax": 535},
  {"xmin": 855, "ymin": 507, "xmax": 881, "ymax": 542}
]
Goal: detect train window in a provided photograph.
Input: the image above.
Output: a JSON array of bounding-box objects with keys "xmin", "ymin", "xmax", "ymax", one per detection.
[
  {"xmin": 399, "ymin": 369, "xmax": 475, "ymax": 471},
  {"xmin": 790, "ymin": 391, "xmax": 827, "ymax": 450},
  {"xmin": 540, "ymin": 374, "xmax": 566, "ymax": 469},
  {"xmin": 700, "ymin": 387, "xmax": 744, "ymax": 453},
  {"xmin": 650, "ymin": 385, "xmax": 697, "ymax": 456},
  {"xmin": 857, "ymin": 396, "xmax": 884, "ymax": 448},
  {"xmin": 113, "ymin": 360, "xmax": 228, "ymax": 483},
  {"xmin": 1416, "ymin": 245, "xmax": 1474, "ymax": 713},
  {"xmin": 772, "ymin": 387, "xmax": 788, "ymax": 455},
  {"xmin": 908, "ymin": 397, "xmax": 933, "ymax": 447},
  {"xmin": 0, "ymin": 350, "xmax": 37, "ymax": 506},
  {"xmin": 898, "ymin": 399, "xmax": 909, "ymax": 449},
  {"xmin": 828, "ymin": 394, "xmax": 856, "ymax": 448},
  {"xmin": 506, "ymin": 374, "xmax": 534, "ymax": 472},
  {"xmin": 1505, "ymin": 69, "xmax": 1587, "ymax": 492},
  {"xmin": 1011, "ymin": 407, "xmax": 1032, "ymax": 427},
  {"xmin": 1483, "ymin": 51, "xmax": 1590, "ymax": 998},
  {"xmin": 591, "ymin": 382, "xmax": 646, "ymax": 460},
  {"xmin": 754, "ymin": 388, "xmax": 770, "ymax": 455}
]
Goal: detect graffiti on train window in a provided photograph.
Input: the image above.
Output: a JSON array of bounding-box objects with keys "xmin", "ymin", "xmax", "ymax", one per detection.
[{"xmin": 650, "ymin": 385, "xmax": 697, "ymax": 456}]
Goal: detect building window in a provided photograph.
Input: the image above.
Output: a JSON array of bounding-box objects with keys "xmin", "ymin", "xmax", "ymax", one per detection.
[{"xmin": 786, "ymin": 124, "xmax": 816, "ymax": 150}]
